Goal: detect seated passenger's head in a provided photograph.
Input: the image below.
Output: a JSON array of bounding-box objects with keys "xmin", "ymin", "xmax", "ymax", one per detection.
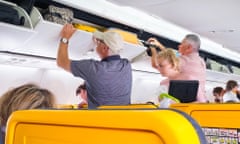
[
  {"xmin": 93, "ymin": 30, "xmax": 124, "ymax": 58},
  {"xmin": 156, "ymin": 48, "xmax": 179, "ymax": 77},
  {"xmin": 76, "ymin": 82, "xmax": 87, "ymax": 102},
  {"xmin": 225, "ymin": 80, "xmax": 238, "ymax": 93},
  {"xmin": 0, "ymin": 83, "xmax": 55, "ymax": 126},
  {"xmin": 213, "ymin": 87, "xmax": 224, "ymax": 97},
  {"xmin": 213, "ymin": 86, "xmax": 224, "ymax": 103}
]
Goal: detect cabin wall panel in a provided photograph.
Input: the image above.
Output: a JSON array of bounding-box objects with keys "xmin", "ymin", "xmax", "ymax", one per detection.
[
  {"xmin": 0, "ymin": 64, "xmax": 44, "ymax": 95},
  {"xmin": 1, "ymin": 64, "xmax": 239, "ymax": 105},
  {"xmin": 40, "ymin": 69, "xmax": 82, "ymax": 104},
  {"xmin": 0, "ymin": 65, "xmax": 165, "ymax": 105},
  {"xmin": 131, "ymin": 71, "xmax": 165, "ymax": 104},
  {"xmin": 0, "ymin": 64, "xmax": 81, "ymax": 105}
]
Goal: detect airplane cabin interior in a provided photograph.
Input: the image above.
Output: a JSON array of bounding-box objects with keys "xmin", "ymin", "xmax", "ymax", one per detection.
[{"xmin": 1, "ymin": 0, "xmax": 240, "ymax": 144}]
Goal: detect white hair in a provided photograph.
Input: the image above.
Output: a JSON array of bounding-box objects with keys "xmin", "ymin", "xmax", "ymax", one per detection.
[{"xmin": 185, "ymin": 34, "xmax": 201, "ymax": 52}]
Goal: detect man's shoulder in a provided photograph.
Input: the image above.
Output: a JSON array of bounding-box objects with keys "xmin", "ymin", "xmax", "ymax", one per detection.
[
  {"xmin": 180, "ymin": 53, "xmax": 204, "ymax": 62},
  {"xmin": 179, "ymin": 53, "xmax": 206, "ymax": 69},
  {"xmin": 121, "ymin": 58, "xmax": 131, "ymax": 63}
]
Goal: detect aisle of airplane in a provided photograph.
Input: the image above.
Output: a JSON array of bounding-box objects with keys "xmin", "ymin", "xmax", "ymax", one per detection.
[
  {"xmin": 1, "ymin": 0, "xmax": 240, "ymax": 105},
  {"xmin": 1, "ymin": 61, "xmax": 240, "ymax": 104}
]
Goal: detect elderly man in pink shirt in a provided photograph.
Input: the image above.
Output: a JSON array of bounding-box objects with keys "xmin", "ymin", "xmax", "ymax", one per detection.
[{"xmin": 148, "ymin": 34, "xmax": 207, "ymax": 103}]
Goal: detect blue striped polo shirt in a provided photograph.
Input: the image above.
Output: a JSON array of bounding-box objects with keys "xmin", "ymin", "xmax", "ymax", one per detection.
[{"xmin": 71, "ymin": 55, "xmax": 132, "ymax": 109}]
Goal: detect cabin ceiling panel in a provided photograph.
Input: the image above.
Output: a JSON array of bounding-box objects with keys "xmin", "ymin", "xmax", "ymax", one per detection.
[{"xmin": 109, "ymin": 0, "xmax": 240, "ymax": 56}]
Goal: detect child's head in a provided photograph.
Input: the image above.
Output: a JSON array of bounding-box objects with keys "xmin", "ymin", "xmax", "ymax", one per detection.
[
  {"xmin": 213, "ymin": 86, "xmax": 224, "ymax": 103},
  {"xmin": 76, "ymin": 82, "xmax": 87, "ymax": 102},
  {"xmin": 213, "ymin": 87, "xmax": 224, "ymax": 97}
]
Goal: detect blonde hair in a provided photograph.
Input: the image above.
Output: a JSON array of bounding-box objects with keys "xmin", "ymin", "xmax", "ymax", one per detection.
[
  {"xmin": 0, "ymin": 83, "xmax": 55, "ymax": 126},
  {"xmin": 156, "ymin": 48, "xmax": 179, "ymax": 70}
]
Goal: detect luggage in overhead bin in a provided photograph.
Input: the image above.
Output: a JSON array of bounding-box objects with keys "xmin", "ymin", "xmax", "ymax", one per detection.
[
  {"xmin": 4, "ymin": 0, "xmax": 35, "ymax": 14},
  {"xmin": 43, "ymin": 5, "xmax": 74, "ymax": 25},
  {"xmin": 0, "ymin": 1, "xmax": 25, "ymax": 25}
]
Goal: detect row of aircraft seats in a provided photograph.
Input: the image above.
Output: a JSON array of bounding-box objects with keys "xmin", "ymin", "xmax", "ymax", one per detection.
[
  {"xmin": 5, "ymin": 108, "xmax": 207, "ymax": 144},
  {"xmin": 5, "ymin": 103, "xmax": 240, "ymax": 144},
  {"xmin": 1, "ymin": 81, "xmax": 240, "ymax": 144},
  {"xmin": 170, "ymin": 103, "xmax": 240, "ymax": 144}
]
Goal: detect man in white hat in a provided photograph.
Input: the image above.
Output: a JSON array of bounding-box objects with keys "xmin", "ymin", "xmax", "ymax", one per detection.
[{"xmin": 57, "ymin": 24, "xmax": 132, "ymax": 109}]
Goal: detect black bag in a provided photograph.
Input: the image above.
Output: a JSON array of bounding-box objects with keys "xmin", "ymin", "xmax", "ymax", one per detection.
[
  {"xmin": 3, "ymin": 0, "xmax": 35, "ymax": 14},
  {"xmin": 0, "ymin": 2, "xmax": 25, "ymax": 25},
  {"xmin": 43, "ymin": 5, "xmax": 73, "ymax": 25}
]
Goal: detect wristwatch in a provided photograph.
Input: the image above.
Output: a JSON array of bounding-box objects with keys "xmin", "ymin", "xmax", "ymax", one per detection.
[{"xmin": 60, "ymin": 37, "xmax": 69, "ymax": 44}]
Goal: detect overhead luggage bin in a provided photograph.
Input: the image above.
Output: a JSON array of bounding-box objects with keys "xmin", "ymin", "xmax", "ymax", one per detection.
[{"xmin": 6, "ymin": 109, "xmax": 206, "ymax": 144}]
